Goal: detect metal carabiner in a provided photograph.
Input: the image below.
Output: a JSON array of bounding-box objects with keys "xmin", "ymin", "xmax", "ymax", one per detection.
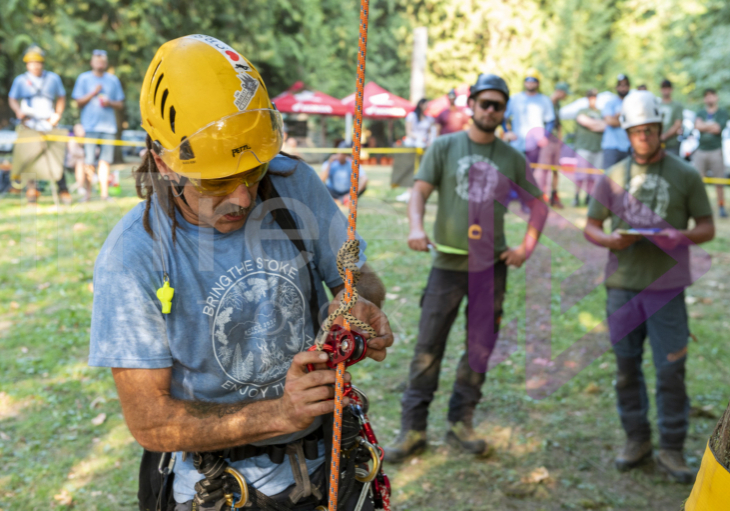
[
  {"xmin": 158, "ymin": 452, "xmax": 175, "ymax": 475},
  {"xmin": 355, "ymin": 437, "xmax": 381, "ymax": 483},
  {"xmin": 223, "ymin": 466, "xmax": 249, "ymax": 509}
]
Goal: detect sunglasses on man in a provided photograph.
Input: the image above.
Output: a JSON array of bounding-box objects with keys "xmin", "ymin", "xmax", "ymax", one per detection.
[{"xmin": 476, "ymin": 99, "xmax": 506, "ymax": 112}]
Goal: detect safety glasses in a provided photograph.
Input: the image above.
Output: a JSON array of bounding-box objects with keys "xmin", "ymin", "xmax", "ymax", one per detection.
[
  {"xmin": 477, "ymin": 100, "xmax": 506, "ymax": 112},
  {"xmin": 156, "ymin": 108, "xmax": 283, "ymax": 181},
  {"xmin": 627, "ymin": 125, "xmax": 660, "ymax": 137},
  {"xmin": 186, "ymin": 163, "xmax": 269, "ymax": 196}
]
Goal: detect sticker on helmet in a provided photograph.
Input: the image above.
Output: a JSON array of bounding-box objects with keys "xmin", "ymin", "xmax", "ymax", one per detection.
[
  {"xmin": 187, "ymin": 35, "xmax": 251, "ymax": 73},
  {"xmin": 234, "ymin": 72, "xmax": 259, "ymax": 111}
]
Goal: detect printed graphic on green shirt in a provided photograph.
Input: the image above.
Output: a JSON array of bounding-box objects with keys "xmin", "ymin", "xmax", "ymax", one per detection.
[
  {"xmin": 415, "ymin": 131, "xmax": 543, "ymax": 272},
  {"xmin": 574, "ymin": 107, "xmax": 604, "ymax": 154},
  {"xmin": 696, "ymin": 107, "xmax": 729, "ymax": 151},
  {"xmin": 587, "ymin": 154, "xmax": 712, "ymax": 291},
  {"xmin": 659, "ymin": 101, "xmax": 683, "ymax": 149}
]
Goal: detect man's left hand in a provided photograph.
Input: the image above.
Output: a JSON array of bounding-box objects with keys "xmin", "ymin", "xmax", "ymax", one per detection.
[
  {"xmin": 500, "ymin": 244, "xmax": 527, "ymax": 268},
  {"xmin": 650, "ymin": 229, "xmax": 683, "ymax": 251},
  {"xmin": 328, "ymin": 292, "xmax": 394, "ymax": 362},
  {"xmin": 49, "ymin": 113, "xmax": 61, "ymax": 126}
]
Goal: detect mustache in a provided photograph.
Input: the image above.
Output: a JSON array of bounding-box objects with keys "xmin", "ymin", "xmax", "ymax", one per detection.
[{"xmin": 214, "ymin": 203, "xmax": 254, "ymax": 218}]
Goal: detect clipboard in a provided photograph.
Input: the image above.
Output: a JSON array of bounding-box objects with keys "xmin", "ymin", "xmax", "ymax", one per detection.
[{"xmin": 615, "ymin": 228, "xmax": 668, "ymax": 236}]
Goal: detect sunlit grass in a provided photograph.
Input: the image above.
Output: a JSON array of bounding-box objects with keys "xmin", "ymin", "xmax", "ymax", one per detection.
[{"xmin": 0, "ymin": 165, "xmax": 728, "ymax": 510}]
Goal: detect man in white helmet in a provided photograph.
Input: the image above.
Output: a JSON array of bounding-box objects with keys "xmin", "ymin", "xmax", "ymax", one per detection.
[
  {"xmin": 584, "ymin": 90, "xmax": 714, "ymax": 483},
  {"xmin": 88, "ymin": 36, "xmax": 392, "ymax": 510}
]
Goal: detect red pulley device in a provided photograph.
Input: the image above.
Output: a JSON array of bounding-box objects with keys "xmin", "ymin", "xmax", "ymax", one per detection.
[{"xmin": 307, "ymin": 325, "xmax": 368, "ymax": 372}]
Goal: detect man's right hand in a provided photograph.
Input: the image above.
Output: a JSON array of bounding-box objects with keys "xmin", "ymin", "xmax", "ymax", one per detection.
[
  {"xmin": 605, "ymin": 231, "xmax": 642, "ymax": 250},
  {"xmin": 408, "ymin": 228, "xmax": 431, "ymax": 252},
  {"xmin": 277, "ymin": 351, "xmax": 351, "ymax": 433},
  {"xmin": 94, "ymin": 84, "xmax": 103, "ymax": 95}
]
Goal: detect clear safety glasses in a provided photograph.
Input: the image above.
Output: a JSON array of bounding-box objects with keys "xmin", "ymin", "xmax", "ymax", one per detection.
[
  {"xmin": 186, "ymin": 162, "xmax": 269, "ymax": 196},
  {"xmin": 156, "ymin": 108, "xmax": 284, "ymax": 181}
]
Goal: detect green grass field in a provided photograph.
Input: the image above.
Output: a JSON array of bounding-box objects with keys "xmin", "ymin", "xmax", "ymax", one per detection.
[{"xmin": 1, "ymin": 164, "xmax": 729, "ymax": 510}]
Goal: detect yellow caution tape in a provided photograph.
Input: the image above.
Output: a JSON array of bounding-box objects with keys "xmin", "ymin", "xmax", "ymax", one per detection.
[
  {"xmin": 295, "ymin": 147, "xmax": 423, "ymax": 155},
  {"xmin": 685, "ymin": 442, "xmax": 730, "ymax": 510},
  {"xmin": 530, "ymin": 163, "xmax": 730, "ymax": 186},
  {"xmin": 12, "ymin": 134, "xmax": 145, "ymax": 147}
]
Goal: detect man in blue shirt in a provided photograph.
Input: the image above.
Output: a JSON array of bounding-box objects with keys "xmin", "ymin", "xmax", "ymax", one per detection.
[
  {"xmin": 601, "ymin": 74, "xmax": 632, "ymax": 169},
  {"xmin": 8, "ymin": 45, "xmax": 71, "ymax": 204},
  {"xmin": 72, "ymin": 49, "xmax": 125, "ymax": 200},
  {"xmin": 320, "ymin": 152, "xmax": 368, "ymax": 205},
  {"xmin": 503, "ymin": 68, "xmax": 555, "ymax": 163},
  {"xmin": 89, "ymin": 35, "xmax": 392, "ymax": 510}
]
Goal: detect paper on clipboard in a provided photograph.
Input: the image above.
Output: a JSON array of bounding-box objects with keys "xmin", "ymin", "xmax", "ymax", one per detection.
[{"xmin": 615, "ymin": 228, "xmax": 669, "ymax": 237}]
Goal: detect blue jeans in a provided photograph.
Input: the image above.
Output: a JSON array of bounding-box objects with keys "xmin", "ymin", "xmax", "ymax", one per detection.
[
  {"xmin": 602, "ymin": 148, "xmax": 630, "ymax": 170},
  {"xmin": 84, "ymin": 131, "xmax": 115, "ymax": 165},
  {"xmin": 606, "ymin": 288, "xmax": 690, "ymax": 450}
]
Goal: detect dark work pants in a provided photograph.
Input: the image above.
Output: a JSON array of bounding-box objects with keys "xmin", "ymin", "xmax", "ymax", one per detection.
[
  {"xmin": 606, "ymin": 288, "xmax": 690, "ymax": 451},
  {"xmin": 400, "ymin": 263, "xmax": 507, "ymax": 431}
]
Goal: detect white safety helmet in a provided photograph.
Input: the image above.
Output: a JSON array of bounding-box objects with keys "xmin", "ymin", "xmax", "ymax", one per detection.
[{"xmin": 619, "ymin": 90, "xmax": 663, "ymax": 130}]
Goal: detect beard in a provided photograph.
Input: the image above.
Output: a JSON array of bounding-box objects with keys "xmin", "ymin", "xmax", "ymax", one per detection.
[
  {"xmin": 618, "ymin": 90, "xmax": 629, "ymax": 98},
  {"xmin": 473, "ymin": 116, "xmax": 498, "ymax": 133}
]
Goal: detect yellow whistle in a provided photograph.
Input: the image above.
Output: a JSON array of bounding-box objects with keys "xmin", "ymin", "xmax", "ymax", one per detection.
[{"xmin": 156, "ymin": 281, "xmax": 175, "ymax": 314}]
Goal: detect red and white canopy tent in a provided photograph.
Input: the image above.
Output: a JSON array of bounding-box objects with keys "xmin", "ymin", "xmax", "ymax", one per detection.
[
  {"xmin": 341, "ymin": 82, "xmax": 415, "ymax": 144},
  {"xmin": 424, "ymin": 83, "xmax": 472, "ymax": 118},
  {"xmin": 272, "ymin": 81, "xmax": 350, "ymax": 116}
]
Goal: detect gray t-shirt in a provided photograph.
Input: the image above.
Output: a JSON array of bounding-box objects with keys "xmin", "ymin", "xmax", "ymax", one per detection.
[{"xmin": 89, "ymin": 155, "xmax": 365, "ymax": 501}]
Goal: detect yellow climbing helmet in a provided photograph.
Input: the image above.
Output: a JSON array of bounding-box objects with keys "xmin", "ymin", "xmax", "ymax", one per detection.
[
  {"xmin": 525, "ymin": 67, "xmax": 542, "ymax": 83},
  {"xmin": 140, "ymin": 34, "xmax": 283, "ymax": 180}
]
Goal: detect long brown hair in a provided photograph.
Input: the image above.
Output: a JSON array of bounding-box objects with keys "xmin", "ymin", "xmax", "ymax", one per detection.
[{"xmin": 133, "ymin": 136, "xmax": 298, "ymax": 242}]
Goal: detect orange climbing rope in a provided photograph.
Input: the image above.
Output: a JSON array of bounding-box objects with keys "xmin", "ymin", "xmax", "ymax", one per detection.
[{"xmin": 328, "ymin": 1, "xmax": 369, "ymax": 510}]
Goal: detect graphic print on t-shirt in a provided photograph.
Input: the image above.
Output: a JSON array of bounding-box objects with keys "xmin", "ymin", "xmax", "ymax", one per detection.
[
  {"xmin": 455, "ymin": 155, "xmax": 499, "ymax": 203},
  {"xmin": 209, "ymin": 265, "xmax": 307, "ymax": 396},
  {"xmin": 623, "ymin": 173, "xmax": 670, "ymax": 227}
]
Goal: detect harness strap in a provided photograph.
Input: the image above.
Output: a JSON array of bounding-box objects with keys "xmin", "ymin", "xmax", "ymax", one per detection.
[{"xmin": 263, "ymin": 179, "xmax": 322, "ymax": 337}]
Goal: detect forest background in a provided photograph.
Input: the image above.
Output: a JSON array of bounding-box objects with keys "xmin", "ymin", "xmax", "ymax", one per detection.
[{"xmin": 1, "ymin": 0, "xmax": 730, "ymax": 134}]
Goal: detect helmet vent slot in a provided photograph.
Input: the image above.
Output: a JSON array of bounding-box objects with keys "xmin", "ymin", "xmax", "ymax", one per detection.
[
  {"xmin": 161, "ymin": 89, "xmax": 169, "ymax": 119},
  {"xmin": 169, "ymin": 106, "xmax": 176, "ymax": 133},
  {"xmin": 150, "ymin": 61, "xmax": 162, "ymax": 88},
  {"xmin": 154, "ymin": 73, "xmax": 164, "ymax": 106}
]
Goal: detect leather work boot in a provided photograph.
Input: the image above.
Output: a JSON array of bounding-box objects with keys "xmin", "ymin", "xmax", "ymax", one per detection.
[
  {"xmin": 655, "ymin": 449, "xmax": 696, "ymax": 484},
  {"xmin": 382, "ymin": 430, "xmax": 427, "ymax": 464},
  {"xmin": 615, "ymin": 439, "xmax": 652, "ymax": 472},
  {"xmin": 446, "ymin": 422, "xmax": 494, "ymax": 457},
  {"xmin": 550, "ymin": 190, "xmax": 564, "ymax": 209}
]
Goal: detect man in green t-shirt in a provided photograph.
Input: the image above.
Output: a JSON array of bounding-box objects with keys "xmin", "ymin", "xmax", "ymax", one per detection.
[
  {"xmin": 383, "ymin": 74, "xmax": 547, "ymax": 463},
  {"xmin": 573, "ymin": 89, "xmax": 605, "ymax": 206},
  {"xmin": 693, "ymin": 88, "xmax": 729, "ymax": 217},
  {"xmin": 658, "ymin": 79, "xmax": 684, "ymax": 156},
  {"xmin": 585, "ymin": 91, "xmax": 714, "ymax": 483}
]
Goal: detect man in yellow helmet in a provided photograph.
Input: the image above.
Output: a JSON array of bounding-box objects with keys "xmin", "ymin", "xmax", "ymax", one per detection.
[
  {"xmin": 8, "ymin": 44, "xmax": 72, "ymax": 204},
  {"xmin": 89, "ymin": 35, "xmax": 392, "ymax": 510}
]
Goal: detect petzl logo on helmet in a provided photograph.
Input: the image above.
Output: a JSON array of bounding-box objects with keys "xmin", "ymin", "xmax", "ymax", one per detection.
[{"xmin": 232, "ymin": 144, "xmax": 252, "ymax": 157}]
